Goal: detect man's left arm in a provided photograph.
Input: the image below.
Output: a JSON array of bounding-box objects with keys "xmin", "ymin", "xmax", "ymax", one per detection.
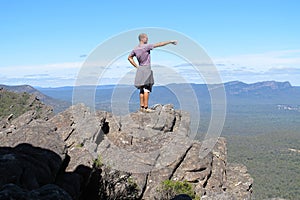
[
  {"xmin": 154, "ymin": 40, "xmax": 178, "ymax": 48},
  {"xmin": 128, "ymin": 55, "xmax": 139, "ymax": 68}
]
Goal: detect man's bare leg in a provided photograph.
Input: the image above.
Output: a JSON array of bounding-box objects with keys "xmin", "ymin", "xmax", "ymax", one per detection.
[
  {"xmin": 143, "ymin": 92, "xmax": 149, "ymax": 108},
  {"xmin": 140, "ymin": 93, "xmax": 144, "ymax": 108}
]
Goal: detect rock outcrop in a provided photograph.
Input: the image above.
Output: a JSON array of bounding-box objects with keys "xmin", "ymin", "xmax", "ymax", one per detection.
[
  {"xmin": 97, "ymin": 104, "xmax": 253, "ymax": 199},
  {"xmin": 0, "ymin": 102, "xmax": 253, "ymax": 199}
]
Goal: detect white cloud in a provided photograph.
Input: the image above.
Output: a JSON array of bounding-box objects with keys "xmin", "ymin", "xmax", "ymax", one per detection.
[
  {"xmin": 2, "ymin": 49, "xmax": 300, "ymax": 87},
  {"xmin": 215, "ymin": 49, "xmax": 300, "ymax": 70},
  {"xmin": 1, "ymin": 62, "xmax": 82, "ymax": 87},
  {"xmin": 213, "ymin": 49, "xmax": 300, "ymax": 85}
]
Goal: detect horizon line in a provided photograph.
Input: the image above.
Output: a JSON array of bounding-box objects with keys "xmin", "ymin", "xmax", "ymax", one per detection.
[{"xmin": 1, "ymin": 80, "xmax": 295, "ymax": 88}]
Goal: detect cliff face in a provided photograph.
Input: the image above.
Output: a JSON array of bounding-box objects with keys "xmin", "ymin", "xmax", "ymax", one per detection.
[{"xmin": 0, "ymin": 101, "xmax": 253, "ymax": 199}]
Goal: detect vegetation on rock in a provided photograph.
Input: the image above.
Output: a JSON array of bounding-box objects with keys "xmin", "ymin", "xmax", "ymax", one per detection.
[
  {"xmin": 156, "ymin": 180, "xmax": 200, "ymax": 200},
  {"xmin": 0, "ymin": 88, "xmax": 51, "ymax": 120}
]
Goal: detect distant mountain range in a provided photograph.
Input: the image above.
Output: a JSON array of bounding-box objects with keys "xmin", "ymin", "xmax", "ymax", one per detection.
[
  {"xmin": 2, "ymin": 80, "xmax": 299, "ymax": 138},
  {"xmin": 1, "ymin": 81, "xmax": 299, "ymax": 113},
  {"xmin": 223, "ymin": 80, "xmax": 300, "ymax": 104}
]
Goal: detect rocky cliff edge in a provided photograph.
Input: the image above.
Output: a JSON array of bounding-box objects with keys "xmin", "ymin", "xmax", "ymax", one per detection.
[{"xmin": 0, "ymin": 103, "xmax": 253, "ymax": 199}]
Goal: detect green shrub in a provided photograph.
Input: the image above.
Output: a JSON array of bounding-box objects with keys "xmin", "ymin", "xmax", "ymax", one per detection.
[
  {"xmin": 156, "ymin": 179, "xmax": 200, "ymax": 200},
  {"xmin": 93, "ymin": 155, "xmax": 104, "ymax": 169}
]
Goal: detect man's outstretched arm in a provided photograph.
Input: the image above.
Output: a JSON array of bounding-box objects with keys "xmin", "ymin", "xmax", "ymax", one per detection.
[
  {"xmin": 154, "ymin": 40, "xmax": 178, "ymax": 48},
  {"xmin": 128, "ymin": 55, "xmax": 139, "ymax": 68}
]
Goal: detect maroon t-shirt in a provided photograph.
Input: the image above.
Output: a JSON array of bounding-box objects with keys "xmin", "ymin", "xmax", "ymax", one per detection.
[{"xmin": 129, "ymin": 44, "xmax": 154, "ymax": 66}]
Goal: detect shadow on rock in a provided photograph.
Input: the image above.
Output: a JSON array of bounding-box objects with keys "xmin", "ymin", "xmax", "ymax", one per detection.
[
  {"xmin": 171, "ymin": 194, "xmax": 193, "ymax": 200},
  {"xmin": 0, "ymin": 143, "xmax": 98, "ymax": 200}
]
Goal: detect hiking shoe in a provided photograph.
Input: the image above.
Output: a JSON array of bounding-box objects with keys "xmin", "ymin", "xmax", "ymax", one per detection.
[{"xmin": 144, "ymin": 108, "xmax": 154, "ymax": 113}]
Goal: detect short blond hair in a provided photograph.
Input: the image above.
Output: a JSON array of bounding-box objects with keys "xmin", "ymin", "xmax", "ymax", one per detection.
[{"xmin": 138, "ymin": 33, "xmax": 147, "ymax": 41}]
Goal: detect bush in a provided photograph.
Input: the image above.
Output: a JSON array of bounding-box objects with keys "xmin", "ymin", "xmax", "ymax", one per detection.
[{"xmin": 156, "ymin": 180, "xmax": 200, "ymax": 200}]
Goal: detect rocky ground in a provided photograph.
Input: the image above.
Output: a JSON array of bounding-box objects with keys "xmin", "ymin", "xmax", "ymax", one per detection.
[{"xmin": 0, "ymin": 99, "xmax": 253, "ymax": 199}]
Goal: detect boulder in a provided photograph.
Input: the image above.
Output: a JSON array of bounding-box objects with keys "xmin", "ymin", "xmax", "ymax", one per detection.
[
  {"xmin": 0, "ymin": 144, "xmax": 62, "ymax": 190},
  {"xmin": 0, "ymin": 117, "xmax": 66, "ymax": 160},
  {"xmin": 49, "ymin": 103, "xmax": 107, "ymax": 158}
]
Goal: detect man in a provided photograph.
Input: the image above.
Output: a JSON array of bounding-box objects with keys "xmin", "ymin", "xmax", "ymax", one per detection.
[{"xmin": 128, "ymin": 33, "xmax": 177, "ymax": 112}]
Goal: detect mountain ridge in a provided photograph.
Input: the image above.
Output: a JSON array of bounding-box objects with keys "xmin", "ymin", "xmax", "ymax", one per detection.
[
  {"xmin": 224, "ymin": 80, "xmax": 292, "ymax": 94},
  {"xmin": 0, "ymin": 84, "xmax": 70, "ymax": 113},
  {"xmin": 32, "ymin": 80, "xmax": 295, "ymax": 89},
  {"xmin": 2, "ymin": 80, "xmax": 299, "ymax": 112}
]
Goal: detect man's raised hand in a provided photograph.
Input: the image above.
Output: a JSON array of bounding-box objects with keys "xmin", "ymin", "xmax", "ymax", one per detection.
[{"xmin": 171, "ymin": 40, "xmax": 178, "ymax": 45}]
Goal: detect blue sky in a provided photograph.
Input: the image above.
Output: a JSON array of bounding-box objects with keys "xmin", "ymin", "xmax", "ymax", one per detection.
[{"xmin": 1, "ymin": 0, "xmax": 300, "ymax": 87}]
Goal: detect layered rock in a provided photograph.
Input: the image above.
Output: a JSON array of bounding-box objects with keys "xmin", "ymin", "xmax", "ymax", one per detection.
[
  {"xmin": 0, "ymin": 104, "xmax": 94, "ymax": 199},
  {"xmin": 0, "ymin": 144, "xmax": 72, "ymax": 200},
  {"xmin": 0, "ymin": 103, "xmax": 253, "ymax": 199},
  {"xmin": 97, "ymin": 104, "xmax": 253, "ymax": 199}
]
